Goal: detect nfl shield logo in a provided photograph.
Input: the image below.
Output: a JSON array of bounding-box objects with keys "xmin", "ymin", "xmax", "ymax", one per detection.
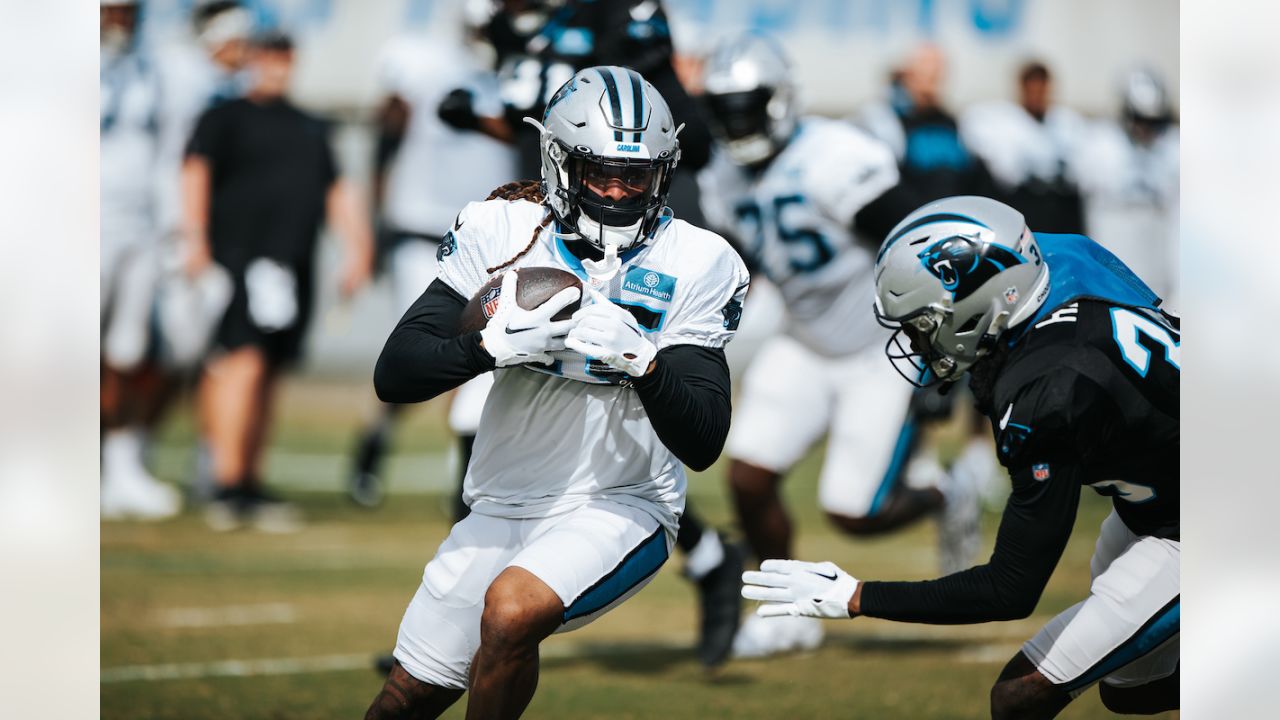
[
  {"xmin": 1032, "ymin": 463, "xmax": 1051, "ymax": 481},
  {"xmin": 481, "ymin": 287, "xmax": 502, "ymax": 319},
  {"xmin": 1004, "ymin": 286, "xmax": 1019, "ymax": 305}
]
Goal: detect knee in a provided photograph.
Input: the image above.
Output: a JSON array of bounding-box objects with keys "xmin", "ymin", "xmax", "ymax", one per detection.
[
  {"xmin": 988, "ymin": 680, "xmax": 1024, "ymax": 720},
  {"xmin": 825, "ymin": 510, "xmax": 885, "ymax": 536},
  {"xmin": 989, "ymin": 676, "xmax": 1061, "ymax": 720},
  {"xmin": 479, "ymin": 584, "xmax": 551, "ymax": 655},
  {"xmin": 729, "ymin": 462, "xmax": 780, "ymax": 500}
]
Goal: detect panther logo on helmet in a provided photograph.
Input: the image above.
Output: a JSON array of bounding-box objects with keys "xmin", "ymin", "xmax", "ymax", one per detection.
[
  {"xmin": 543, "ymin": 76, "xmax": 579, "ymax": 120},
  {"xmin": 917, "ymin": 234, "xmax": 1026, "ymax": 302}
]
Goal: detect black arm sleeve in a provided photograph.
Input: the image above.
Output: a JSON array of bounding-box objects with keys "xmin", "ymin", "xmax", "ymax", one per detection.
[
  {"xmin": 373, "ymin": 279, "xmax": 496, "ymax": 403},
  {"xmin": 853, "ymin": 181, "xmax": 926, "ymax": 243},
  {"xmin": 630, "ymin": 344, "xmax": 732, "ymax": 472},
  {"xmin": 859, "ymin": 461, "xmax": 1082, "ymax": 624}
]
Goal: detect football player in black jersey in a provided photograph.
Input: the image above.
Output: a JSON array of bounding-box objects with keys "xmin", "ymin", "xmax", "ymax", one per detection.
[{"xmin": 742, "ymin": 196, "xmax": 1179, "ymax": 718}]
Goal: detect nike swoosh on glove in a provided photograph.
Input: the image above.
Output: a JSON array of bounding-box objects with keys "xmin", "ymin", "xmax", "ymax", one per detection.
[
  {"xmin": 479, "ymin": 270, "xmax": 580, "ymax": 367},
  {"xmin": 741, "ymin": 559, "xmax": 858, "ymax": 619},
  {"xmin": 564, "ymin": 285, "xmax": 657, "ymax": 377}
]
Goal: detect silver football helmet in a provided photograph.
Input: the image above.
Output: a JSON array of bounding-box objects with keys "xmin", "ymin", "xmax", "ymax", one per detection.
[
  {"xmin": 873, "ymin": 196, "xmax": 1051, "ymax": 386},
  {"xmin": 1122, "ymin": 67, "xmax": 1171, "ymax": 123},
  {"xmin": 527, "ymin": 66, "xmax": 681, "ymax": 253},
  {"xmin": 701, "ymin": 34, "xmax": 797, "ymax": 166}
]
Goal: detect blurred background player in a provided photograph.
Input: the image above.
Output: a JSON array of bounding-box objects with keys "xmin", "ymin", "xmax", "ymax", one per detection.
[
  {"xmin": 1076, "ymin": 67, "xmax": 1180, "ymax": 306},
  {"xmin": 100, "ymin": 0, "xmax": 183, "ymax": 519},
  {"xmin": 855, "ymin": 43, "xmax": 997, "ymax": 204},
  {"xmin": 745, "ymin": 196, "xmax": 1179, "ymax": 717},
  {"xmin": 464, "ymin": 0, "xmax": 713, "ymax": 223},
  {"xmin": 182, "ymin": 32, "xmax": 374, "ymax": 531},
  {"xmin": 347, "ymin": 5, "xmax": 516, "ymax": 510},
  {"xmin": 859, "ymin": 42, "xmax": 1005, "ymax": 513},
  {"xmin": 149, "ymin": 0, "xmax": 254, "ymax": 503},
  {"xmin": 432, "ymin": 0, "xmax": 745, "ymax": 669},
  {"xmin": 960, "ymin": 60, "xmax": 1087, "ymax": 234},
  {"xmin": 695, "ymin": 35, "xmax": 981, "ymax": 660},
  {"xmin": 156, "ymin": 0, "xmax": 253, "ymax": 250}
]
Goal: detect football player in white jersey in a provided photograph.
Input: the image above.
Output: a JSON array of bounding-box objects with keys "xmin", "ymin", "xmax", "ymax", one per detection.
[
  {"xmin": 697, "ymin": 35, "xmax": 982, "ymax": 659},
  {"xmin": 364, "ymin": 67, "xmax": 748, "ymax": 718},
  {"xmin": 102, "ymin": 0, "xmax": 251, "ymax": 506},
  {"xmin": 1075, "ymin": 68, "xmax": 1180, "ymax": 306},
  {"xmin": 100, "ymin": 0, "xmax": 184, "ymax": 519},
  {"xmin": 347, "ymin": 14, "xmax": 517, "ymax": 509},
  {"xmin": 155, "ymin": 0, "xmax": 252, "ymax": 240},
  {"xmin": 959, "ymin": 61, "xmax": 1088, "ymax": 235}
]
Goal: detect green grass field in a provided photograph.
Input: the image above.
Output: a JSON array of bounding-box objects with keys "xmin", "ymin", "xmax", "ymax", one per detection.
[{"xmin": 102, "ymin": 377, "xmax": 1178, "ymax": 719}]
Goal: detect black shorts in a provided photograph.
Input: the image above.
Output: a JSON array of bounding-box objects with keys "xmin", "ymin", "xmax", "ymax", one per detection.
[{"xmin": 214, "ymin": 259, "xmax": 314, "ymax": 368}]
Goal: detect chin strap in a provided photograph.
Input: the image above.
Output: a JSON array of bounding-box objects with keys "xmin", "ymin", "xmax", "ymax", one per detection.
[{"xmin": 581, "ymin": 239, "xmax": 621, "ymax": 282}]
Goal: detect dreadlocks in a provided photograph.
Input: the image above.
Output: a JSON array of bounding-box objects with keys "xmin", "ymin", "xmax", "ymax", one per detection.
[{"xmin": 484, "ymin": 180, "xmax": 553, "ymax": 274}]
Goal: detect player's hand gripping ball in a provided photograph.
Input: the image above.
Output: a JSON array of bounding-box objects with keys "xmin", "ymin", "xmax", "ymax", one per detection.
[
  {"xmin": 565, "ymin": 285, "xmax": 658, "ymax": 377},
  {"xmin": 465, "ymin": 268, "xmax": 583, "ymax": 367}
]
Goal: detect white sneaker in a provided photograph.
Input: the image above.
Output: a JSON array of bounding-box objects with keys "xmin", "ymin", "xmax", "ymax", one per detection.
[
  {"xmin": 936, "ymin": 467, "xmax": 982, "ymax": 575},
  {"xmin": 102, "ymin": 468, "xmax": 181, "ymax": 520},
  {"xmin": 102, "ymin": 430, "xmax": 181, "ymax": 521},
  {"xmin": 730, "ymin": 613, "xmax": 824, "ymax": 659}
]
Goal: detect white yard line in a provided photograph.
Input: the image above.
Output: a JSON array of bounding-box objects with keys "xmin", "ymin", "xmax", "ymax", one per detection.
[
  {"xmin": 99, "ymin": 640, "xmax": 691, "ymax": 684},
  {"xmin": 953, "ymin": 643, "xmax": 1024, "ymax": 665},
  {"xmin": 102, "ymin": 626, "xmax": 1031, "ymax": 684},
  {"xmin": 156, "ymin": 603, "xmax": 298, "ymax": 629},
  {"xmin": 150, "ymin": 447, "xmax": 454, "ymax": 493},
  {"xmin": 101, "ymin": 654, "xmax": 372, "ymax": 683}
]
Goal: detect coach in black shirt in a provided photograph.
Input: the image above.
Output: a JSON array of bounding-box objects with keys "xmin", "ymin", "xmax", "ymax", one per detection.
[{"xmin": 181, "ymin": 32, "xmax": 372, "ymax": 530}]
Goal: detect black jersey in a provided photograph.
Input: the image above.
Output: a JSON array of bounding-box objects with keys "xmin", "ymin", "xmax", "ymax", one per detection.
[
  {"xmin": 187, "ymin": 97, "xmax": 337, "ymax": 270},
  {"xmin": 990, "ymin": 299, "xmax": 1179, "ymax": 539},
  {"xmin": 492, "ymin": 0, "xmax": 712, "ymax": 178},
  {"xmin": 858, "ymin": 233, "xmax": 1177, "ymax": 624}
]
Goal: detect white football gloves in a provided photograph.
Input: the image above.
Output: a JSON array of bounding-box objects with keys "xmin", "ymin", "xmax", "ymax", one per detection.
[
  {"xmin": 742, "ymin": 559, "xmax": 859, "ymax": 619},
  {"xmin": 565, "ymin": 285, "xmax": 657, "ymax": 377},
  {"xmin": 479, "ymin": 270, "xmax": 581, "ymax": 367}
]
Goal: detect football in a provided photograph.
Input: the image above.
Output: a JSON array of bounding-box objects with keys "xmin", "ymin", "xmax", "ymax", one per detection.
[{"xmin": 457, "ymin": 266, "xmax": 584, "ymax": 334}]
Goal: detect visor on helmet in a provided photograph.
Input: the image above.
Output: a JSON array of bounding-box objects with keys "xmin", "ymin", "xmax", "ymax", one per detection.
[
  {"xmin": 558, "ymin": 141, "xmax": 674, "ymax": 246},
  {"xmin": 579, "ymin": 160, "xmax": 659, "ymax": 210},
  {"xmin": 703, "ymin": 88, "xmax": 774, "ymax": 142}
]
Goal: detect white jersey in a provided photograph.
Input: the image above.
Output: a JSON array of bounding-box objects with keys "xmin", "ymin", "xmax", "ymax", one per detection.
[
  {"xmin": 101, "ymin": 47, "xmax": 161, "ymax": 237},
  {"xmin": 698, "ymin": 117, "xmax": 898, "ymax": 357},
  {"xmin": 377, "ymin": 35, "xmax": 516, "ymax": 237},
  {"xmin": 152, "ymin": 42, "xmax": 247, "ymax": 234},
  {"xmin": 437, "ymin": 199, "xmax": 750, "ymax": 530},
  {"xmin": 1075, "ymin": 121, "xmax": 1180, "ymax": 301},
  {"xmin": 959, "ymin": 101, "xmax": 1086, "ymax": 190}
]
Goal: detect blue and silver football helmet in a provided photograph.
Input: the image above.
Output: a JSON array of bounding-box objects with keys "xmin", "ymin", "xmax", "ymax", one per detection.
[
  {"xmin": 527, "ymin": 66, "xmax": 681, "ymax": 253},
  {"xmin": 873, "ymin": 196, "xmax": 1051, "ymax": 386}
]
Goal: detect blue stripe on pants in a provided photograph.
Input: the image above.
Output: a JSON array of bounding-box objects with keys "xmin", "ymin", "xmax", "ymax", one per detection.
[
  {"xmin": 1065, "ymin": 596, "xmax": 1180, "ymax": 692},
  {"xmin": 562, "ymin": 527, "xmax": 668, "ymax": 622},
  {"xmin": 868, "ymin": 418, "xmax": 917, "ymax": 516}
]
